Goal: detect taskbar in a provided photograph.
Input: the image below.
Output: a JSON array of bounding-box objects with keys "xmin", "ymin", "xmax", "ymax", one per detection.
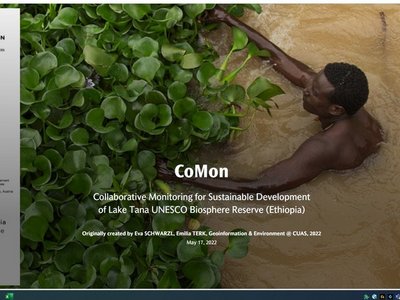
[{"xmin": 0, "ymin": 289, "xmax": 399, "ymax": 300}]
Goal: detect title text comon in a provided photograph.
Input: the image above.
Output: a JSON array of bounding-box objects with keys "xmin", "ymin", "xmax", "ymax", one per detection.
[{"xmin": 174, "ymin": 164, "xmax": 229, "ymax": 178}]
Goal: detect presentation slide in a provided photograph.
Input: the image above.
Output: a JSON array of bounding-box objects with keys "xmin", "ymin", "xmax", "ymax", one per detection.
[{"xmin": 0, "ymin": 2, "xmax": 399, "ymax": 300}]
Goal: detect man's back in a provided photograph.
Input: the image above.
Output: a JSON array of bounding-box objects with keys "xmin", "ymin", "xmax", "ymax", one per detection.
[{"xmin": 313, "ymin": 109, "xmax": 383, "ymax": 170}]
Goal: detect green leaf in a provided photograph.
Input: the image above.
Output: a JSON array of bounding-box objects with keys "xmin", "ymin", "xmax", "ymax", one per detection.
[
  {"xmin": 196, "ymin": 62, "xmax": 218, "ymax": 86},
  {"xmin": 32, "ymin": 155, "xmax": 52, "ymax": 189},
  {"xmin": 108, "ymin": 63, "xmax": 129, "ymax": 82},
  {"xmin": 21, "ymin": 147, "xmax": 36, "ymax": 172},
  {"xmin": 226, "ymin": 5, "xmax": 244, "ymax": 17},
  {"xmin": 21, "ymin": 188, "xmax": 32, "ymax": 212},
  {"xmin": 132, "ymin": 57, "xmax": 161, "ymax": 82},
  {"xmin": 158, "ymin": 105, "xmax": 173, "ymax": 126},
  {"xmin": 182, "ymin": 258, "xmax": 216, "ymax": 288},
  {"xmin": 93, "ymin": 164, "xmax": 114, "ymax": 191},
  {"xmin": 243, "ymin": 4, "xmax": 262, "ymax": 14},
  {"xmin": 54, "ymin": 242, "xmax": 85, "ymax": 273},
  {"xmin": 55, "ymin": 46, "xmax": 74, "ymax": 66},
  {"xmin": 247, "ymin": 76, "xmax": 285, "ymax": 100},
  {"xmin": 145, "ymin": 90, "xmax": 167, "ymax": 104},
  {"xmin": 137, "ymin": 150, "xmax": 155, "ymax": 170},
  {"xmin": 122, "ymin": 80, "xmax": 150, "ymax": 102},
  {"xmin": 67, "ymin": 173, "xmax": 92, "ymax": 196},
  {"xmin": 45, "ymin": 125, "xmax": 64, "ymax": 141},
  {"xmin": 221, "ymin": 85, "xmax": 246, "ymax": 104},
  {"xmin": 101, "ymin": 96, "xmax": 127, "ymax": 122},
  {"xmin": 49, "ymin": 111, "xmax": 74, "ymax": 129},
  {"xmin": 120, "ymin": 256, "xmax": 135, "ymax": 275},
  {"xmin": 146, "ymin": 238, "xmax": 154, "ymax": 265},
  {"xmin": 49, "ymin": 7, "xmax": 78, "ymax": 29},
  {"xmin": 121, "ymin": 138, "xmax": 138, "ymax": 153},
  {"xmin": 109, "ymin": 4, "xmax": 123, "ymax": 13},
  {"xmin": 60, "ymin": 200, "xmax": 86, "ymax": 221},
  {"xmin": 70, "ymin": 128, "xmax": 89, "ymax": 145},
  {"xmin": 173, "ymin": 98, "xmax": 196, "ymax": 119},
  {"xmin": 56, "ymin": 38, "xmax": 76, "ymax": 55},
  {"xmin": 96, "ymin": 4, "xmax": 118, "ymax": 23},
  {"xmin": 134, "ymin": 103, "xmax": 172, "ymax": 135},
  {"xmin": 38, "ymin": 268, "xmax": 65, "ymax": 288},
  {"xmin": 29, "ymin": 51, "xmax": 58, "ymax": 77},
  {"xmin": 122, "ymin": 4, "xmax": 151, "ymax": 20},
  {"xmin": 167, "ymin": 120, "xmax": 192, "ymax": 144},
  {"xmin": 83, "ymin": 45, "xmax": 117, "ymax": 76},
  {"xmin": 225, "ymin": 229, "xmax": 250, "ymax": 258},
  {"xmin": 83, "ymin": 243, "xmax": 117, "ymax": 269},
  {"xmin": 20, "ymin": 272, "xmax": 38, "ymax": 288},
  {"xmin": 247, "ymin": 42, "xmax": 270, "ymax": 58},
  {"xmin": 218, "ymin": 27, "xmax": 248, "ymax": 80},
  {"xmin": 83, "ymin": 24, "xmax": 105, "ymax": 35},
  {"xmin": 72, "ymin": 88, "xmax": 102, "ymax": 107},
  {"xmin": 138, "ymin": 150, "xmax": 157, "ymax": 181},
  {"xmin": 103, "ymin": 128, "xmax": 124, "ymax": 148},
  {"xmin": 58, "ymin": 216, "xmax": 77, "ymax": 243},
  {"xmin": 21, "ymin": 67, "xmax": 40, "ymax": 90},
  {"xmin": 42, "ymin": 88, "xmax": 65, "ymax": 108},
  {"xmin": 62, "ymin": 150, "xmax": 86, "ymax": 174},
  {"xmin": 82, "ymin": 4, "xmax": 98, "ymax": 19},
  {"xmin": 210, "ymin": 250, "xmax": 225, "ymax": 268},
  {"xmin": 69, "ymin": 265, "xmax": 97, "ymax": 288},
  {"xmin": 25, "ymin": 199, "xmax": 53, "ymax": 223},
  {"xmin": 21, "ymin": 128, "xmax": 42, "ymax": 149},
  {"xmin": 191, "ymin": 111, "xmax": 213, "ymax": 131},
  {"xmin": 100, "ymin": 257, "xmax": 120, "ymax": 276},
  {"xmin": 30, "ymin": 103, "xmax": 50, "ymax": 120},
  {"xmin": 184, "ymin": 4, "xmax": 206, "ymax": 18},
  {"xmin": 158, "ymin": 269, "xmax": 181, "ymax": 288},
  {"xmin": 21, "ymin": 215, "xmax": 48, "ymax": 242},
  {"xmin": 86, "ymin": 108, "xmax": 117, "ymax": 133},
  {"xmin": 20, "ymin": 86, "xmax": 36, "ymax": 105},
  {"xmin": 169, "ymin": 65, "xmax": 193, "ymax": 83},
  {"xmin": 231, "ymin": 27, "xmax": 248, "ymax": 51},
  {"xmin": 165, "ymin": 6, "xmax": 183, "ymax": 28},
  {"xmin": 107, "ymin": 271, "xmax": 132, "ymax": 288},
  {"xmin": 43, "ymin": 149, "xmax": 63, "ymax": 170},
  {"xmin": 161, "ymin": 43, "xmax": 186, "ymax": 62},
  {"xmin": 54, "ymin": 65, "xmax": 81, "ymax": 88},
  {"xmin": 76, "ymin": 220, "xmax": 105, "ymax": 246},
  {"xmin": 177, "ymin": 238, "xmax": 205, "ymax": 262},
  {"xmin": 167, "ymin": 81, "xmax": 187, "ymax": 101},
  {"xmin": 152, "ymin": 213, "xmax": 185, "ymax": 231},
  {"xmin": 180, "ymin": 53, "xmax": 202, "ymax": 69},
  {"xmin": 129, "ymin": 37, "xmax": 159, "ymax": 58}
]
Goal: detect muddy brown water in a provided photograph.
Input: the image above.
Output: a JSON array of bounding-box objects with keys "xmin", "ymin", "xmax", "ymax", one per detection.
[{"xmin": 198, "ymin": 4, "xmax": 400, "ymax": 288}]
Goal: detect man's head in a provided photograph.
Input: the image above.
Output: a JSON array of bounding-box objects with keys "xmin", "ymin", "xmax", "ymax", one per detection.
[{"xmin": 324, "ymin": 62, "xmax": 369, "ymax": 115}]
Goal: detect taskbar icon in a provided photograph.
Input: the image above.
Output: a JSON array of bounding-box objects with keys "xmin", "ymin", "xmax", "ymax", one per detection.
[
  {"xmin": 366, "ymin": 292, "xmax": 399, "ymax": 300},
  {"xmin": 4, "ymin": 293, "xmax": 13, "ymax": 300}
]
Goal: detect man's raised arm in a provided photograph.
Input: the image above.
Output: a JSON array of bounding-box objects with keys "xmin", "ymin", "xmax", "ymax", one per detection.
[{"xmin": 203, "ymin": 6, "xmax": 316, "ymax": 88}]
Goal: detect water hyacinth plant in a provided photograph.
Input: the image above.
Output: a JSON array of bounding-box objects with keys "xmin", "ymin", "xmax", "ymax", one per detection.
[{"xmin": 16, "ymin": 3, "xmax": 284, "ymax": 288}]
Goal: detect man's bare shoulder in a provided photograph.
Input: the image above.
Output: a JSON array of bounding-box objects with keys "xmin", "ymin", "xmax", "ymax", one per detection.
[
  {"xmin": 291, "ymin": 133, "xmax": 339, "ymax": 171},
  {"xmin": 310, "ymin": 113, "xmax": 383, "ymax": 170}
]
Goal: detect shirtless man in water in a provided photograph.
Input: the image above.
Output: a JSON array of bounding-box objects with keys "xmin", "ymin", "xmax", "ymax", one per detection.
[{"xmin": 158, "ymin": 6, "xmax": 383, "ymax": 194}]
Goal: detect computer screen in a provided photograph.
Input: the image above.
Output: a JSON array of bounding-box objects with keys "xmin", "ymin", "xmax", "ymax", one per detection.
[{"xmin": 0, "ymin": 2, "xmax": 399, "ymax": 300}]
